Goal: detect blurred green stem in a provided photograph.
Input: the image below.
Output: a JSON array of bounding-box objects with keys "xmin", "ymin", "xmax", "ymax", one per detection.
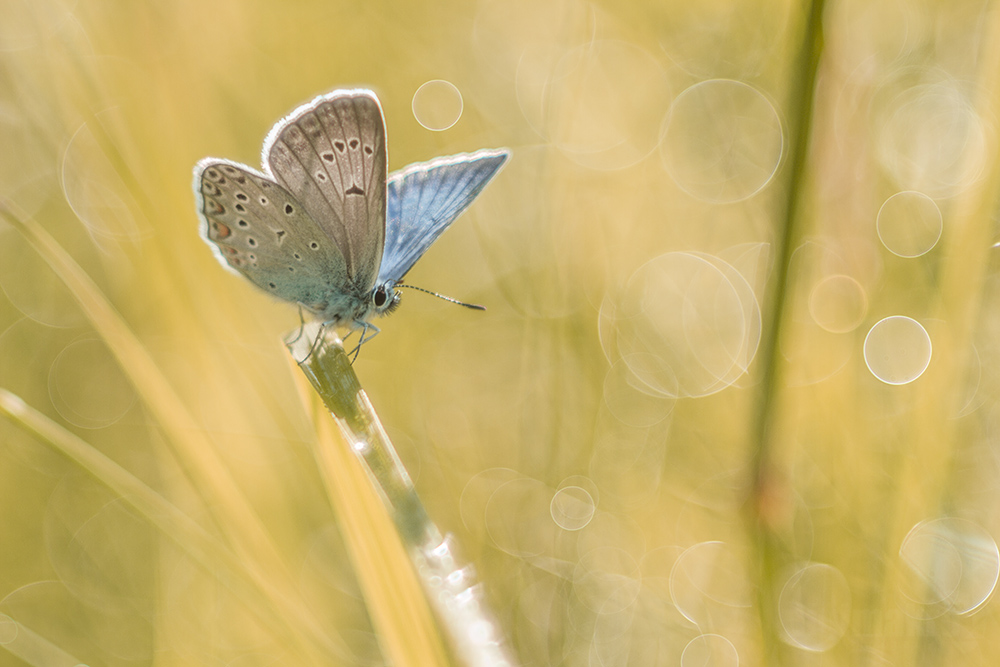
[{"xmin": 746, "ymin": 0, "xmax": 826, "ymax": 659}]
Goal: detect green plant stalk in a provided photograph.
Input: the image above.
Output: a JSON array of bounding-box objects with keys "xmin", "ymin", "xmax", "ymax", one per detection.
[
  {"xmin": 288, "ymin": 324, "xmax": 513, "ymax": 667},
  {"xmin": 746, "ymin": 0, "xmax": 826, "ymax": 659},
  {"xmin": 290, "ymin": 327, "xmax": 435, "ymax": 545}
]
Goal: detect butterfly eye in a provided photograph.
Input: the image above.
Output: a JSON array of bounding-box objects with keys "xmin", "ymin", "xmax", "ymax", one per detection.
[
  {"xmin": 372, "ymin": 285, "xmax": 388, "ymax": 308},
  {"xmin": 371, "ymin": 285, "xmax": 401, "ymax": 314}
]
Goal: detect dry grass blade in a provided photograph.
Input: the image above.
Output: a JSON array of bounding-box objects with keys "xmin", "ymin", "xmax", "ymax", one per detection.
[
  {"xmin": 0, "ymin": 200, "xmax": 343, "ymax": 662},
  {"xmin": 0, "ymin": 388, "xmax": 339, "ymax": 662},
  {"xmin": 288, "ymin": 325, "xmax": 512, "ymax": 667}
]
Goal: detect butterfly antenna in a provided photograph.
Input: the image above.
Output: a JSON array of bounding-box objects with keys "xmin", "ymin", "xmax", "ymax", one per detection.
[{"xmin": 395, "ymin": 283, "xmax": 486, "ymax": 311}]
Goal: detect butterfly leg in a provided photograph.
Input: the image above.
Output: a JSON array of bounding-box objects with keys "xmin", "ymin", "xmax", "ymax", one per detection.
[
  {"xmin": 284, "ymin": 305, "xmax": 310, "ymax": 348},
  {"xmin": 304, "ymin": 320, "xmax": 334, "ymax": 362},
  {"xmin": 346, "ymin": 321, "xmax": 381, "ymax": 363}
]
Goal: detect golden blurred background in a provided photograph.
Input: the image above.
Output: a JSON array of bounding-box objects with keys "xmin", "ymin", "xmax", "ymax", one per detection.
[{"xmin": 3, "ymin": 0, "xmax": 1000, "ymax": 664}]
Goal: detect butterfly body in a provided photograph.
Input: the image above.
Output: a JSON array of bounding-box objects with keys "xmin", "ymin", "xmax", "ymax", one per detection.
[{"xmin": 193, "ymin": 89, "xmax": 508, "ymax": 332}]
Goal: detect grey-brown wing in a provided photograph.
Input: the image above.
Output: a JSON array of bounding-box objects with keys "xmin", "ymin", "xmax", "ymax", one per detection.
[
  {"xmin": 263, "ymin": 89, "xmax": 387, "ymax": 293},
  {"xmin": 194, "ymin": 158, "xmax": 357, "ymax": 316}
]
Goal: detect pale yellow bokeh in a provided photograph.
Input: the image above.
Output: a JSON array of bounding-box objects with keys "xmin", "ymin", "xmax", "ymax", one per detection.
[{"xmin": 2, "ymin": 0, "xmax": 1000, "ymax": 665}]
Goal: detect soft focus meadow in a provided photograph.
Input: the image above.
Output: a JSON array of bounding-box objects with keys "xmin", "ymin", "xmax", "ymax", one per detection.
[{"xmin": 3, "ymin": 0, "xmax": 1000, "ymax": 665}]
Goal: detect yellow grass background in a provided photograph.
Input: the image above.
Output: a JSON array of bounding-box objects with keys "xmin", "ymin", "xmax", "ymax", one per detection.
[{"xmin": 3, "ymin": 0, "xmax": 1000, "ymax": 665}]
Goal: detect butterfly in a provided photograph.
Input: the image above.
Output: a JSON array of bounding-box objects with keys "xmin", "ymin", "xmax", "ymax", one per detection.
[{"xmin": 193, "ymin": 88, "xmax": 509, "ymax": 346}]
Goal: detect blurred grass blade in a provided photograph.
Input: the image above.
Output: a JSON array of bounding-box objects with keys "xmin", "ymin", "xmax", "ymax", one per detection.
[
  {"xmin": 874, "ymin": 9, "xmax": 1000, "ymax": 662},
  {"xmin": 0, "ymin": 200, "xmax": 279, "ymax": 554},
  {"xmin": 0, "ymin": 200, "xmax": 341, "ymax": 661},
  {"xmin": 0, "ymin": 388, "xmax": 347, "ymax": 664},
  {"xmin": 746, "ymin": 0, "xmax": 826, "ymax": 650},
  {"xmin": 0, "ymin": 612, "xmax": 84, "ymax": 667},
  {"xmin": 288, "ymin": 324, "xmax": 513, "ymax": 667}
]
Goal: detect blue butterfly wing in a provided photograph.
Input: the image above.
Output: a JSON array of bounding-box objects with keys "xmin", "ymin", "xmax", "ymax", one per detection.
[{"xmin": 378, "ymin": 148, "xmax": 510, "ymax": 284}]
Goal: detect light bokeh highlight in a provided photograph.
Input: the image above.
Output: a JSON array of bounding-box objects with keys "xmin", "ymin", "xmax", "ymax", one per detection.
[{"xmin": 1, "ymin": 0, "xmax": 1000, "ymax": 665}]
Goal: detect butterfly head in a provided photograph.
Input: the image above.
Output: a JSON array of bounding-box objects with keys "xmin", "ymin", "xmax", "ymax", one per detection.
[
  {"xmin": 304, "ymin": 281, "xmax": 400, "ymax": 330},
  {"xmin": 372, "ymin": 281, "xmax": 401, "ymax": 318}
]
